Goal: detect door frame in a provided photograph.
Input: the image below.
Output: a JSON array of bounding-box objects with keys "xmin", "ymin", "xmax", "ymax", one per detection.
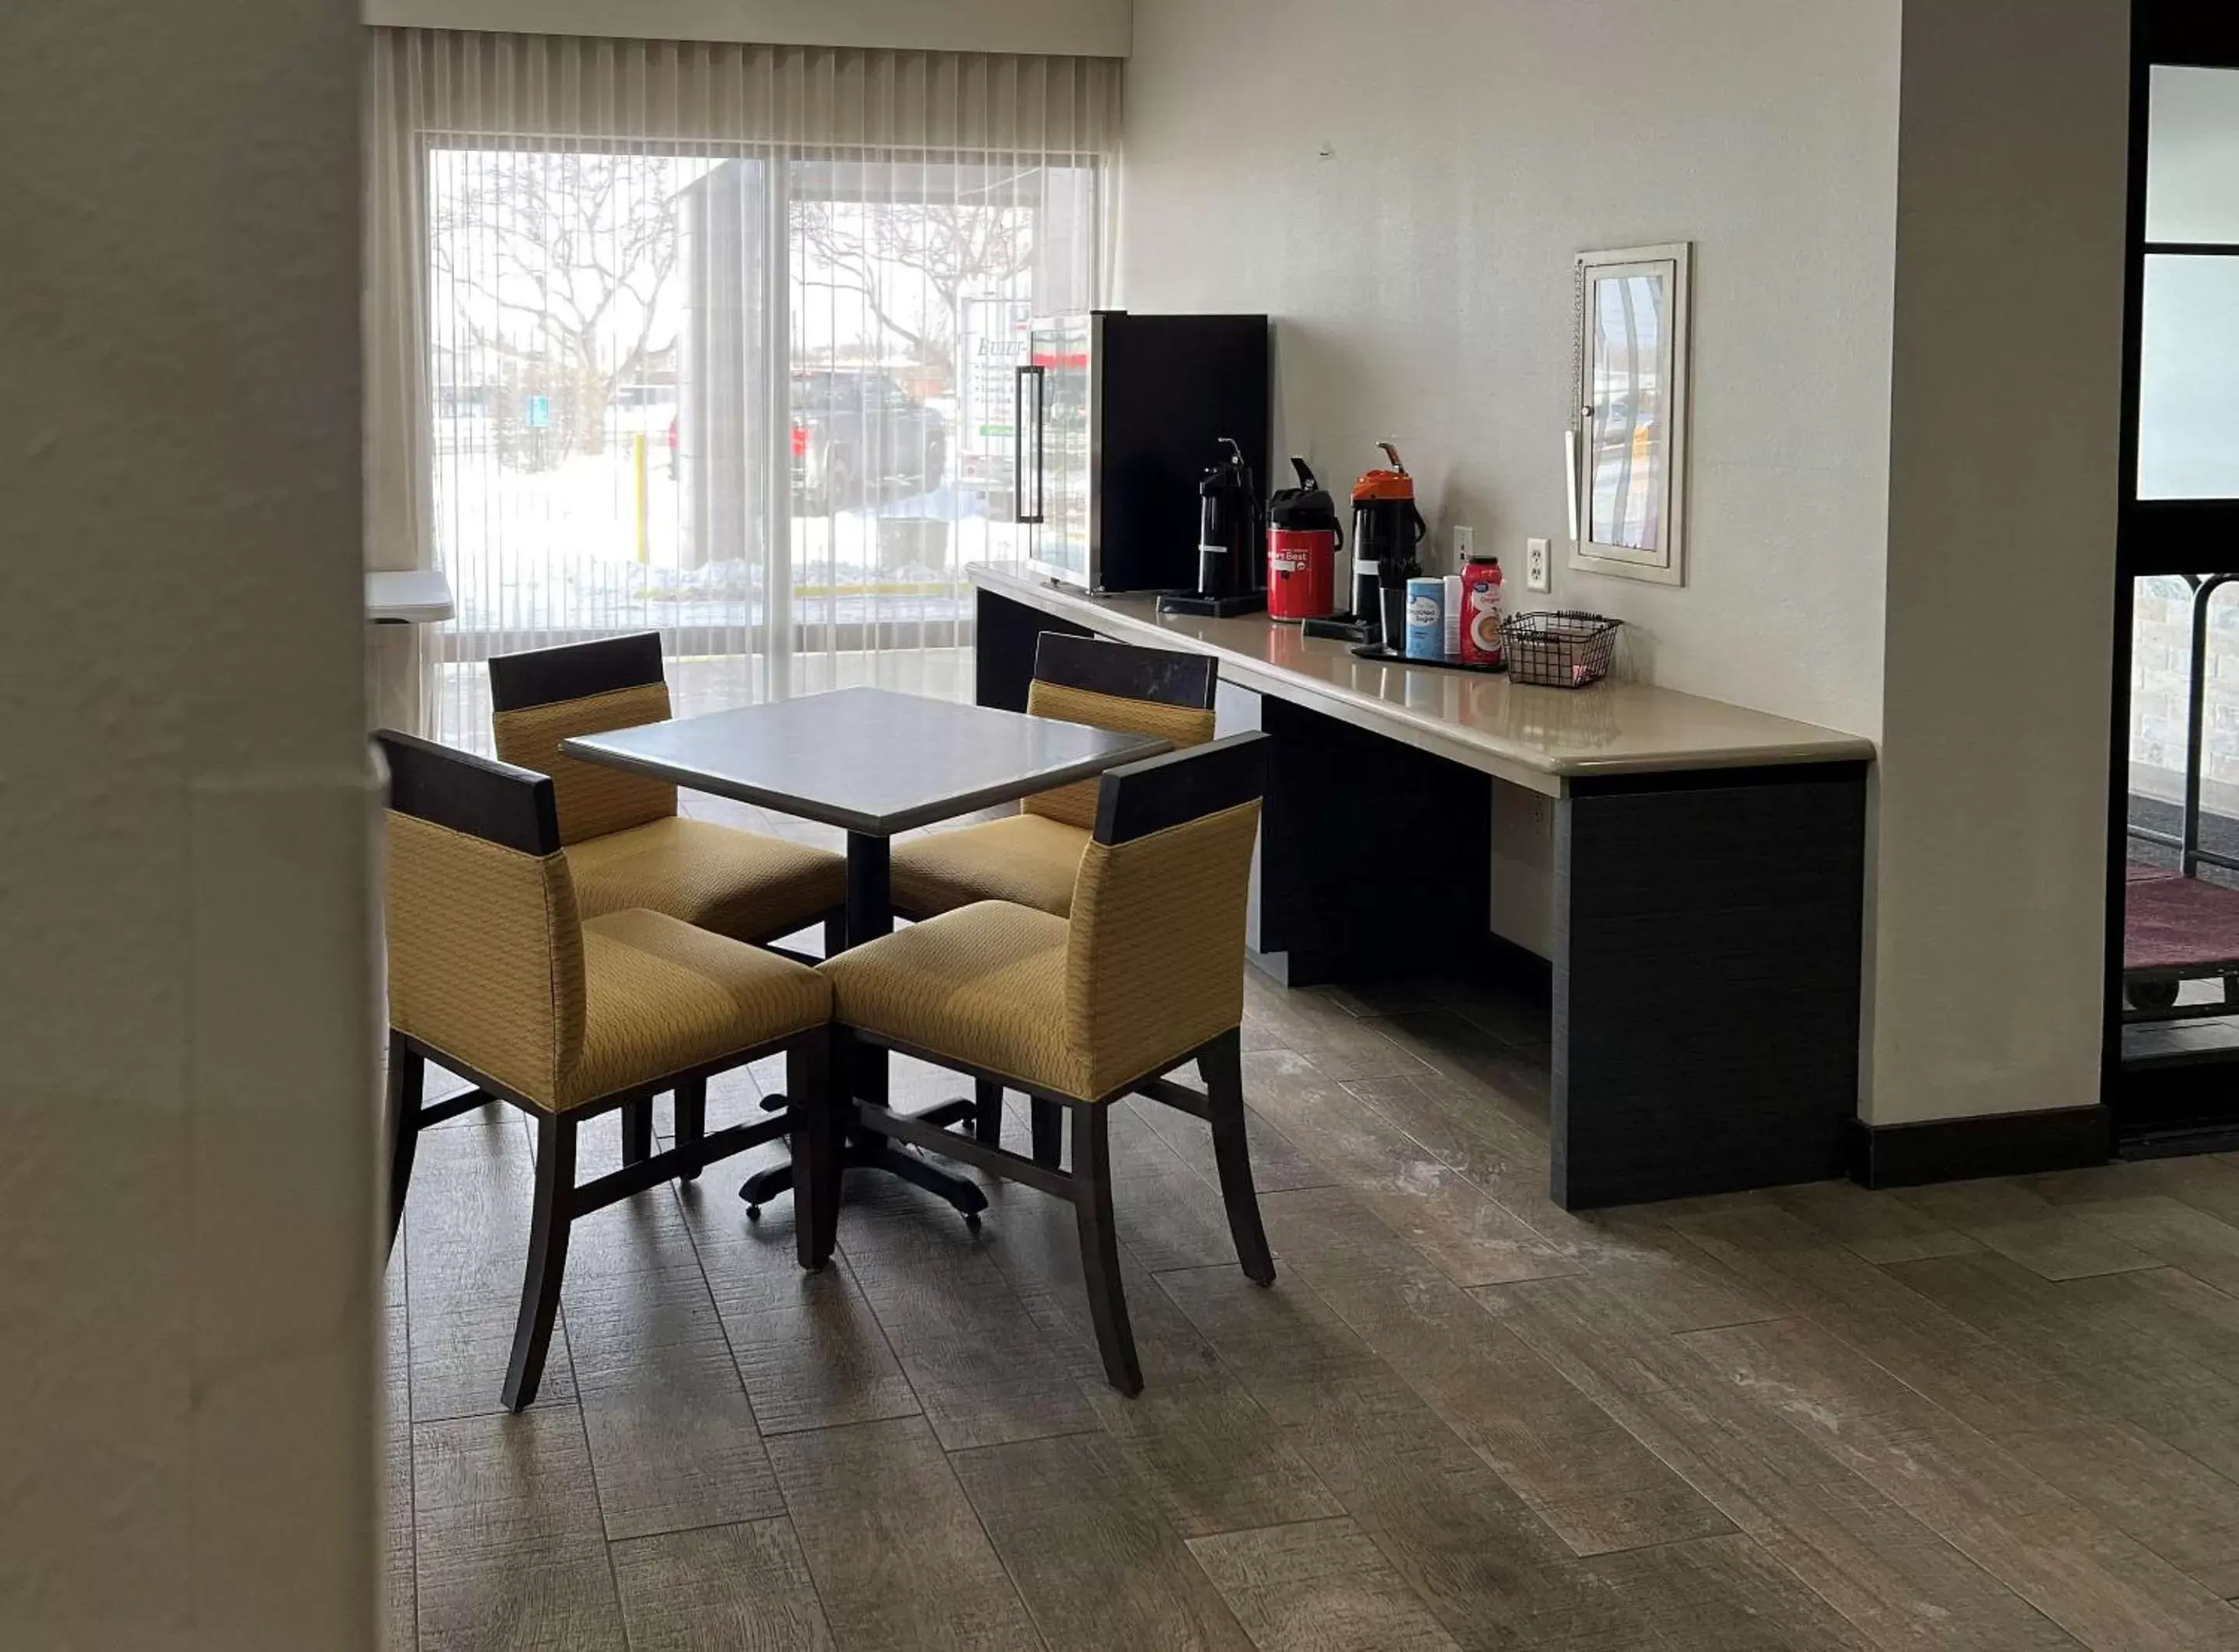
[{"xmin": 2105, "ymin": 1, "xmax": 2239, "ymax": 1145}]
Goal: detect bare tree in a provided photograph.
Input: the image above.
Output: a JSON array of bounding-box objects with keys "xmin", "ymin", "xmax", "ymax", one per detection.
[
  {"xmin": 791, "ymin": 197, "xmax": 1037, "ymax": 376},
  {"xmin": 431, "ymin": 151, "xmax": 680, "ymax": 467}
]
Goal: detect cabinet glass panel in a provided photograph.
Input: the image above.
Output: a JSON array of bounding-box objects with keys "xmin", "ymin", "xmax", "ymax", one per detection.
[
  {"xmin": 1586, "ymin": 269, "xmax": 1669, "ymax": 553},
  {"xmin": 1029, "ymin": 315, "xmax": 1092, "ymax": 584}
]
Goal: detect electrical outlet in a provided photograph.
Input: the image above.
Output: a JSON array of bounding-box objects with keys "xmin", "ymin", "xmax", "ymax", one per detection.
[
  {"xmin": 1525, "ymin": 536, "xmax": 1551, "ymax": 592},
  {"xmin": 1452, "ymin": 524, "xmax": 1474, "ymax": 568}
]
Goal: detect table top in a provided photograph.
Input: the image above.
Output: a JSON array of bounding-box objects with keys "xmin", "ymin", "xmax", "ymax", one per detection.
[
  {"xmin": 561, "ymin": 686, "xmax": 1169, "ymax": 836},
  {"xmin": 971, "ymin": 563, "xmax": 1876, "ymax": 798},
  {"xmin": 366, "ymin": 569, "xmax": 455, "ymax": 623}
]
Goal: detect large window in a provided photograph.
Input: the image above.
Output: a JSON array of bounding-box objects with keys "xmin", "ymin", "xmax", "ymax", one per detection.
[
  {"xmin": 421, "ymin": 145, "xmax": 1095, "ymax": 744},
  {"xmin": 366, "ymin": 32, "xmax": 1120, "ymax": 747}
]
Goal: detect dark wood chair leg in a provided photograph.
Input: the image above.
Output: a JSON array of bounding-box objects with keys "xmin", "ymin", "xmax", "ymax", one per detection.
[
  {"xmin": 383, "ymin": 1032, "xmax": 423, "ymax": 1260},
  {"xmin": 673, "ymin": 1080, "xmax": 706, "ymax": 1182},
  {"xmin": 503, "ymin": 1112, "xmax": 577, "ymax": 1413},
  {"xmin": 620, "ymin": 1098, "xmax": 653, "ymax": 1167},
  {"xmin": 973, "ymin": 1078, "xmax": 1004, "ymax": 1146},
  {"xmin": 1070, "ymin": 1105, "xmax": 1142, "ymax": 1395},
  {"xmin": 792, "ymin": 1030, "xmax": 842, "ymax": 1270},
  {"xmin": 1200, "ymin": 1030, "xmax": 1274, "ymax": 1285},
  {"xmin": 1030, "ymin": 1097, "xmax": 1064, "ymax": 1168},
  {"xmin": 823, "ymin": 910, "xmax": 847, "ymax": 959}
]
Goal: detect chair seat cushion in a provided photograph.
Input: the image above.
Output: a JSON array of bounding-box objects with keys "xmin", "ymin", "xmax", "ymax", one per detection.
[
  {"xmin": 891, "ymin": 812, "xmax": 1089, "ymax": 919},
  {"xmin": 566, "ymin": 816, "xmax": 845, "ymax": 943},
  {"xmin": 563, "ymin": 908, "xmax": 830, "ymax": 1109},
  {"xmin": 819, "ymin": 902, "xmax": 1092, "ymax": 1098}
]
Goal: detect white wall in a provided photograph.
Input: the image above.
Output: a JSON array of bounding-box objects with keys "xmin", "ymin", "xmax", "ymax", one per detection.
[
  {"xmin": 1123, "ymin": 0, "xmax": 1902, "ymax": 739},
  {"xmin": 0, "ymin": 0, "xmax": 380, "ymax": 1644},
  {"xmin": 1126, "ymin": 0, "xmax": 2137, "ymax": 1130},
  {"xmin": 1866, "ymin": 0, "xmax": 2129, "ymax": 1127},
  {"xmin": 365, "ymin": 0, "xmax": 1130, "ymax": 57}
]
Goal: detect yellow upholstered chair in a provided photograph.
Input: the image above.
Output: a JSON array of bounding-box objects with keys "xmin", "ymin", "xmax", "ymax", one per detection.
[
  {"xmin": 816, "ymin": 732, "xmax": 1273, "ymax": 1394},
  {"xmin": 375, "ymin": 730, "xmax": 837, "ymax": 1412},
  {"xmin": 489, "ymin": 634, "xmax": 847, "ymax": 955},
  {"xmin": 890, "ymin": 631, "xmax": 1218, "ymax": 921}
]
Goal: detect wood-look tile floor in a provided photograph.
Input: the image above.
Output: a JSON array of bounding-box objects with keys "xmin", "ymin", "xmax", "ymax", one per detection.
[{"xmin": 384, "ymin": 960, "xmax": 2239, "ymax": 1650}]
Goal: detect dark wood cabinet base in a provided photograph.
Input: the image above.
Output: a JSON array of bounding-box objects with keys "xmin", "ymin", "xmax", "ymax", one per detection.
[
  {"xmin": 1251, "ymin": 691, "xmax": 1493, "ymax": 986},
  {"xmin": 976, "ymin": 585, "xmax": 1871, "ymax": 1211},
  {"xmin": 1553, "ymin": 763, "xmax": 1867, "ymax": 1209}
]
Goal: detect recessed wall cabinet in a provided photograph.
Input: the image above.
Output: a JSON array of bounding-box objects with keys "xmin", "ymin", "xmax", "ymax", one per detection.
[{"xmin": 1568, "ymin": 242, "xmax": 1692, "ymax": 586}]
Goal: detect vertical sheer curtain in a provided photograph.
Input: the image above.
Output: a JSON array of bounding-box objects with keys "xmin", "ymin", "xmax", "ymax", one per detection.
[{"xmin": 365, "ymin": 29, "xmax": 1120, "ymax": 748}]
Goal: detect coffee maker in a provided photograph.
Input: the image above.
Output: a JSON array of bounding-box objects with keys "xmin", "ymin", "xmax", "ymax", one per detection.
[
  {"xmin": 1353, "ymin": 442, "xmax": 1428, "ymax": 648},
  {"xmin": 1266, "ymin": 456, "xmax": 1342, "ymax": 622},
  {"xmin": 1303, "ymin": 441, "xmax": 1428, "ymax": 646},
  {"xmin": 1159, "ymin": 437, "xmax": 1267, "ymax": 617}
]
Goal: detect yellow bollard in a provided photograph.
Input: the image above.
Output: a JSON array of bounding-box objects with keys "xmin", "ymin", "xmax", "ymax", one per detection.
[{"xmin": 632, "ymin": 431, "xmax": 649, "ymax": 564}]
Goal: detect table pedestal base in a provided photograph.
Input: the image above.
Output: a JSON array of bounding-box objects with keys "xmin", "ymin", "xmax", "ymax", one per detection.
[
  {"xmin": 741, "ymin": 832, "xmax": 992, "ymax": 1224},
  {"xmin": 740, "ymin": 1096, "xmax": 987, "ymax": 1224}
]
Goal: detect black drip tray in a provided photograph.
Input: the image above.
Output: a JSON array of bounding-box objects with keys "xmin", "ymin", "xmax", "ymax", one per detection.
[
  {"xmin": 1158, "ymin": 592, "xmax": 1267, "ymax": 619},
  {"xmin": 1350, "ymin": 644, "xmax": 1506, "ymax": 676},
  {"xmin": 1301, "ymin": 615, "xmax": 1371, "ymax": 644}
]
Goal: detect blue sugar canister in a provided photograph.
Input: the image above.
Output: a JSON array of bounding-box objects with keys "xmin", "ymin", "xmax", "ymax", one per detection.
[{"xmin": 1404, "ymin": 577, "xmax": 1445, "ymax": 659}]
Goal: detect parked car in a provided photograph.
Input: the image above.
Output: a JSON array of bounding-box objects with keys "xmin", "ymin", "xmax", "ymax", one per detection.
[{"xmin": 791, "ymin": 370, "xmax": 947, "ymax": 514}]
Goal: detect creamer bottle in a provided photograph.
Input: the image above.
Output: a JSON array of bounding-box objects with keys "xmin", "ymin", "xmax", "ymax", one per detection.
[{"xmin": 1457, "ymin": 553, "xmax": 1504, "ymax": 666}]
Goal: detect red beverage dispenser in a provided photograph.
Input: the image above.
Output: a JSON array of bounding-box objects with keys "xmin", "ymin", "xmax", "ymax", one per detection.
[{"xmin": 1266, "ymin": 457, "xmax": 1341, "ymax": 623}]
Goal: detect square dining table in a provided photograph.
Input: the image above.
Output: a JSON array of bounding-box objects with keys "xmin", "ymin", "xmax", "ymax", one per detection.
[{"xmin": 561, "ymin": 684, "xmax": 1172, "ymax": 1221}]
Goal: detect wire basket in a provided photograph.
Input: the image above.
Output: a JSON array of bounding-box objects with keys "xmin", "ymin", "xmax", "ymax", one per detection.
[{"xmin": 1500, "ymin": 610, "xmax": 1622, "ymax": 689}]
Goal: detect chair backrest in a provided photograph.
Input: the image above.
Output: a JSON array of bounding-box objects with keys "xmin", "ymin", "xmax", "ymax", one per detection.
[
  {"xmin": 376, "ymin": 730, "xmax": 586, "ymax": 1103},
  {"xmin": 488, "ymin": 634, "xmax": 675, "ymax": 844},
  {"xmin": 1023, "ymin": 631, "xmax": 1220, "ymax": 829},
  {"xmin": 1064, "ymin": 732, "xmax": 1267, "ymax": 1098}
]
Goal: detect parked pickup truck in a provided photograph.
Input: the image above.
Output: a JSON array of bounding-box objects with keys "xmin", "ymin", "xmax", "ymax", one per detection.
[{"xmin": 790, "ymin": 369, "xmax": 948, "ymax": 515}]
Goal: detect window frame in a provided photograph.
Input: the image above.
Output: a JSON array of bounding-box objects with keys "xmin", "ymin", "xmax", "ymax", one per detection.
[
  {"xmin": 1568, "ymin": 242, "xmax": 1692, "ymax": 588},
  {"xmin": 2125, "ymin": 14, "xmax": 2239, "ymax": 576}
]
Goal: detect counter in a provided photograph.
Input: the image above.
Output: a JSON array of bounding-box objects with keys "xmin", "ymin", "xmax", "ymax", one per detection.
[
  {"xmin": 969, "ymin": 563, "xmax": 1874, "ymax": 798},
  {"xmin": 969, "ymin": 562, "xmax": 1874, "ymax": 1211}
]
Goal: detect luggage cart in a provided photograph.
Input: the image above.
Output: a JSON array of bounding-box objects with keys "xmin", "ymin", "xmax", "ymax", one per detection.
[{"xmin": 2125, "ymin": 572, "xmax": 2239, "ymax": 1022}]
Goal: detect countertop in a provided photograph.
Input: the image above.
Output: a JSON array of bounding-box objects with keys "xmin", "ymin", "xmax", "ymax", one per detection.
[
  {"xmin": 969, "ymin": 563, "xmax": 1876, "ymax": 797},
  {"xmin": 367, "ymin": 569, "xmax": 455, "ymax": 624}
]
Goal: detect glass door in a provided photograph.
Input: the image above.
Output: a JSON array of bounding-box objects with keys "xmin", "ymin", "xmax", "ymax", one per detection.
[
  {"xmin": 784, "ymin": 158, "xmax": 1071, "ymax": 700},
  {"xmin": 2111, "ymin": 9, "xmax": 2239, "ymax": 1146},
  {"xmin": 1025, "ymin": 313, "xmax": 1094, "ymax": 588},
  {"xmin": 425, "ymin": 143, "xmax": 754, "ymax": 748}
]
